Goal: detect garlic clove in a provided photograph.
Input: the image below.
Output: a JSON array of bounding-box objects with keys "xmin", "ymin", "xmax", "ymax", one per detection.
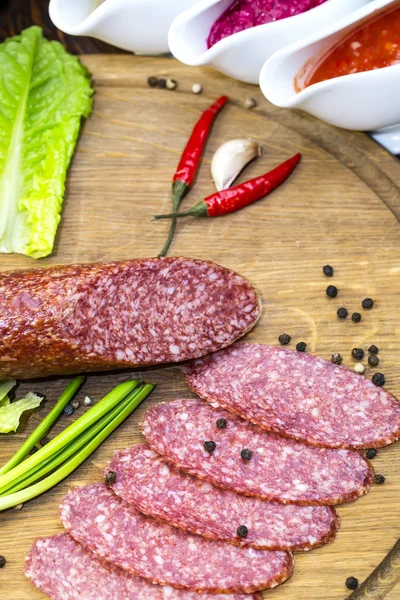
[{"xmin": 211, "ymin": 139, "xmax": 261, "ymax": 191}]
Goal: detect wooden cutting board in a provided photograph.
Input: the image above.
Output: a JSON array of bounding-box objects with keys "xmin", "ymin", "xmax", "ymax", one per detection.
[{"xmin": 1, "ymin": 55, "xmax": 400, "ymax": 600}]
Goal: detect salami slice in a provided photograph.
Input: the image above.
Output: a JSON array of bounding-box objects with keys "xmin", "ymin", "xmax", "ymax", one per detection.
[
  {"xmin": 25, "ymin": 533, "xmax": 263, "ymax": 600},
  {"xmin": 0, "ymin": 258, "xmax": 260, "ymax": 379},
  {"xmin": 107, "ymin": 443, "xmax": 340, "ymax": 551},
  {"xmin": 143, "ymin": 399, "xmax": 373, "ymax": 505},
  {"xmin": 184, "ymin": 343, "xmax": 400, "ymax": 449},
  {"xmin": 60, "ymin": 483, "xmax": 293, "ymax": 594}
]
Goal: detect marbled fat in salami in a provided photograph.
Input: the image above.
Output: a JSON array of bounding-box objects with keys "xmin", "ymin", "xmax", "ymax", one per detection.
[
  {"xmin": 183, "ymin": 343, "xmax": 400, "ymax": 449},
  {"xmin": 0, "ymin": 258, "xmax": 260, "ymax": 379},
  {"xmin": 25, "ymin": 533, "xmax": 264, "ymax": 600},
  {"xmin": 143, "ymin": 399, "xmax": 373, "ymax": 505},
  {"xmin": 60, "ymin": 483, "xmax": 293, "ymax": 594},
  {"xmin": 107, "ymin": 444, "xmax": 340, "ymax": 551}
]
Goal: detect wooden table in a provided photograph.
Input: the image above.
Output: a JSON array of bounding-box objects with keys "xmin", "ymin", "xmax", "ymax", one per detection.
[
  {"xmin": 1, "ymin": 6, "xmax": 400, "ymax": 600},
  {"xmin": 0, "ymin": 0, "xmax": 120, "ymax": 53}
]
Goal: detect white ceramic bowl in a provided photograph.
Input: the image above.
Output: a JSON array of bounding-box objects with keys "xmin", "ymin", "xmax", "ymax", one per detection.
[
  {"xmin": 168, "ymin": 0, "xmax": 371, "ymax": 84},
  {"xmin": 260, "ymin": 0, "xmax": 400, "ymax": 153},
  {"xmin": 49, "ymin": 0, "xmax": 200, "ymax": 55}
]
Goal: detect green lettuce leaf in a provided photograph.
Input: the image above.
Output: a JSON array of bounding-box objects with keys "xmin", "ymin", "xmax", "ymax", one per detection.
[
  {"xmin": 0, "ymin": 380, "xmax": 44, "ymax": 433},
  {"xmin": 0, "ymin": 26, "xmax": 93, "ymax": 258},
  {"xmin": 0, "ymin": 392, "xmax": 44, "ymax": 433}
]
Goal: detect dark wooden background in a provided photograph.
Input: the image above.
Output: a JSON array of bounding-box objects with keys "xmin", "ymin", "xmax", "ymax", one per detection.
[{"xmin": 0, "ymin": 0, "xmax": 124, "ymax": 52}]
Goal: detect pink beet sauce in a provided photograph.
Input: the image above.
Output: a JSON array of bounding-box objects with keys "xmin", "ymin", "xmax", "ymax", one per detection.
[{"xmin": 207, "ymin": 0, "xmax": 329, "ymax": 48}]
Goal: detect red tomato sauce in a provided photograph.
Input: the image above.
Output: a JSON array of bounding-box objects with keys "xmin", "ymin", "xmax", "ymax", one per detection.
[{"xmin": 304, "ymin": 4, "xmax": 400, "ymax": 88}]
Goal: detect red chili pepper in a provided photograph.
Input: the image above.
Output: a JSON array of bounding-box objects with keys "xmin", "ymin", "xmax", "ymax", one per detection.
[
  {"xmin": 158, "ymin": 95, "xmax": 229, "ymax": 256},
  {"xmin": 155, "ymin": 153, "xmax": 301, "ymax": 220},
  {"xmin": 173, "ymin": 95, "xmax": 229, "ymax": 186}
]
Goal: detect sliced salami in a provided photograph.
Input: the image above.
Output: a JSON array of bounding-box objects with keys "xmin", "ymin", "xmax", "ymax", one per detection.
[
  {"xmin": 25, "ymin": 533, "xmax": 263, "ymax": 600},
  {"xmin": 184, "ymin": 343, "xmax": 400, "ymax": 449},
  {"xmin": 60, "ymin": 483, "xmax": 293, "ymax": 594},
  {"xmin": 0, "ymin": 258, "xmax": 260, "ymax": 379},
  {"xmin": 107, "ymin": 443, "xmax": 340, "ymax": 551},
  {"xmin": 143, "ymin": 399, "xmax": 373, "ymax": 505}
]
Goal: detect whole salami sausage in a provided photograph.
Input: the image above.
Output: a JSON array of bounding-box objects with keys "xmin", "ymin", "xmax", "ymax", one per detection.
[
  {"xmin": 25, "ymin": 533, "xmax": 264, "ymax": 600},
  {"xmin": 60, "ymin": 483, "xmax": 293, "ymax": 594},
  {"xmin": 0, "ymin": 258, "xmax": 260, "ymax": 379},
  {"xmin": 183, "ymin": 343, "xmax": 400, "ymax": 449},
  {"xmin": 107, "ymin": 444, "xmax": 340, "ymax": 551},
  {"xmin": 143, "ymin": 399, "xmax": 373, "ymax": 506}
]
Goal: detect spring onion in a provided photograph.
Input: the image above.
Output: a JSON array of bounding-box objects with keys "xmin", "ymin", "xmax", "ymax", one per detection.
[
  {"xmin": 0, "ymin": 377, "xmax": 84, "ymax": 476},
  {"xmin": 0, "ymin": 383, "xmax": 154, "ymax": 510},
  {"xmin": 0, "ymin": 385, "xmax": 144, "ymax": 496},
  {"xmin": 0, "ymin": 380, "xmax": 139, "ymax": 491}
]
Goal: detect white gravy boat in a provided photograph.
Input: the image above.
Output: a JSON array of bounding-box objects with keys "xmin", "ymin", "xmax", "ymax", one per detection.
[
  {"xmin": 49, "ymin": 0, "xmax": 200, "ymax": 54},
  {"xmin": 260, "ymin": 0, "xmax": 400, "ymax": 153},
  {"xmin": 168, "ymin": 0, "xmax": 370, "ymax": 84}
]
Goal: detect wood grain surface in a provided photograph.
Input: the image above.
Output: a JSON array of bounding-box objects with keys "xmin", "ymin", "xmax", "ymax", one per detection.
[
  {"xmin": 1, "ymin": 55, "xmax": 400, "ymax": 600},
  {"xmin": 348, "ymin": 539, "xmax": 400, "ymax": 600}
]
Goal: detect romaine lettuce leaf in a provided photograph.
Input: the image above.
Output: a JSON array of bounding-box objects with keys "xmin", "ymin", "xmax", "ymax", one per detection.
[
  {"xmin": 0, "ymin": 26, "xmax": 93, "ymax": 258},
  {"xmin": 0, "ymin": 380, "xmax": 44, "ymax": 433},
  {"xmin": 0, "ymin": 392, "xmax": 43, "ymax": 433}
]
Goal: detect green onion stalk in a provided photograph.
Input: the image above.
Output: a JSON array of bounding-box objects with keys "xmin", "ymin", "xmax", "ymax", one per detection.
[
  {"xmin": 0, "ymin": 385, "xmax": 142, "ymax": 496},
  {"xmin": 0, "ymin": 383, "xmax": 154, "ymax": 510},
  {"xmin": 0, "ymin": 376, "xmax": 84, "ymax": 476},
  {"xmin": 0, "ymin": 380, "xmax": 139, "ymax": 491}
]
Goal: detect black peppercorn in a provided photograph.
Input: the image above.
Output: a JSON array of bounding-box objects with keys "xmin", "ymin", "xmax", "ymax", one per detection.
[
  {"xmin": 278, "ymin": 333, "xmax": 291, "ymax": 345},
  {"xmin": 147, "ymin": 76, "xmax": 158, "ymax": 87},
  {"xmin": 362, "ymin": 298, "xmax": 374, "ymax": 309},
  {"xmin": 237, "ymin": 525, "xmax": 249, "ymax": 538},
  {"xmin": 331, "ymin": 353, "xmax": 342, "ymax": 365},
  {"xmin": 368, "ymin": 355, "xmax": 379, "ymax": 367},
  {"xmin": 216, "ymin": 418, "xmax": 227, "ymax": 429},
  {"xmin": 345, "ymin": 577, "xmax": 358, "ymax": 590},
  {"xmin": 204, "ymin": 441, "xmax": 216, "ymax": 453},
  {"xmin": 241, "ymin": 448, "xmax": 253, "ymax": 461},
  {"xmin": 374, "ymin": 473, "xmax": 385, "ymax": 485},
  {"xmin": 323, "ymin": 265, "xmax": 334, "ymax": 277},
  {"xmin": 157, "ymin": 78, "xmax": 167, "ymax": 89},
  {"xmin": 351, "ymin": 348, "xmax": 364, "ymax": 360},
  {"xmin": 351, "ymin": 312, "xmax": 361, "ymax": 323},
  {"xmin": 40, "ymin": 437, "xmax": 50, "ymax": 447},
  {"xmin": 368, "ymin": 345, "xmax": 379, "ymax": 355},
  {"xmin": 105, "ymin": 471, "xmax": 117, "ymax": 485},
  {"xmin": 326, "ymin": 285, "xmax": 338, "ymax": 298},
  {"xmin": 63, "ymin": 404, "xmax": 74, "ymax": 416},
  {"xmin": 372, "ymin": 373, "xmax": 385, "ymax": 387},
  {"xmin": 366, "ymin": 448, "xmax": 377, "ymax": 459},
  {"xmin": 296, "ymin": 342, "xmax": 307, "ymax": 352},
  {"xmin": 337, "ymin": 307, "xmax": 348, "ymax": 319},
  {"xmin": 0, "ymin": 556, "xmax": 5, "ymax": 568}
]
